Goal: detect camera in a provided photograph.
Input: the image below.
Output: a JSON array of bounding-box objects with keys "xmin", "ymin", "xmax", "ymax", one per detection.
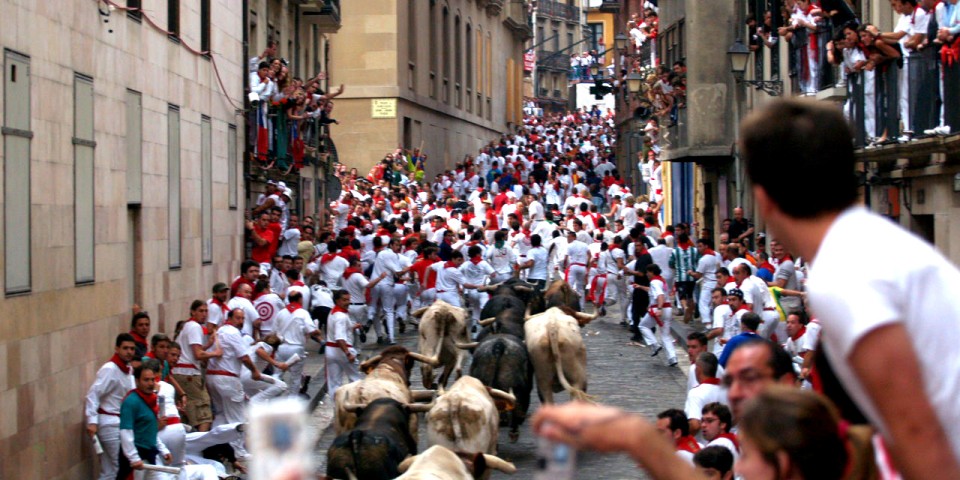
[
  {"xmin": 534, "ymin": 436, "xmax": 576, "ymax": 480},
  {"xmin": 248, "ymin": 91, "xmax": 261, "ymax": 107}
]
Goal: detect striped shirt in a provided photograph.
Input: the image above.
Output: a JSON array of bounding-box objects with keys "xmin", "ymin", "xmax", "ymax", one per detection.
[{"xmin": 670, "ymin": 245, "xmax": 700, "ymax": 282}]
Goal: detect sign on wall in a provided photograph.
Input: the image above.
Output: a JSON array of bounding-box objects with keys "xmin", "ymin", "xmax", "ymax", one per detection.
[{"xmin": 371, "ymin": 98, "xmax": 397, "ymax": 118}]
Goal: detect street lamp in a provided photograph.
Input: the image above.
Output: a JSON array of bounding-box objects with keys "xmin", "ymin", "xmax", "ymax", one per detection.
[
  {"xmin": 626, "ymin": 72, "xmax": 644, "ymax": 94},
  {"xmin": 727, "ymin": 39, "xmax": 783, "ymax": 96},
  {"xmin": 589, "ymin": 63, "xmax": 600, "ymax": 78},
  {"xmin": 615, "ymin": 33, "xmax": 628, "ymax": 51}
]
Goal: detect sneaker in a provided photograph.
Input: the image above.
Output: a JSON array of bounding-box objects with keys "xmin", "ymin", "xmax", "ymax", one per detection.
[
  {"xmin": 358, "ymin": 330, "xmax": 367, "ymax": 344},
  {"xmin": 924, "ymin": 127, "xmax": 940, "ymax": 135},
  {"xmin": 668, "ymin": 360, "xmax": 678, "ymax": 367},
  {"xmin": 935, "ymin": 125, "xmax": 952, "ymax": 135},
  {"xmin": 600, "ymin": 306, "xmax": 607, "ymax": 317},
  {"xmin": 651, "ymin": 346, "xmax": 663, "ymax": 357},
  {"xmin": 299, "ymin": 376, "xmax": 312, "ymax": 395},
  {"xmin": 897, "ymin": 134, "xmax": 912, "ymax": 143},
  {"xmin": 398, "ymin": 321, "xmax": 406, "ymax": 334},
  {"xmin": 388, "ymin": 340, "xmax": 398, "ymax": 346},
  {"xmin": 377, "ymin": 336, "xmax": 385, "ymax": 345},
  {"xmin": 630, "ymin": 334, "xmax": 642, "ymax": 342}
]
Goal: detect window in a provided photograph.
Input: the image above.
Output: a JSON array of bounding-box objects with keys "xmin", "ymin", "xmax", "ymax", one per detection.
[
  {"xmin": 3, "ymin": 50, "xmax": 31, "ymax": 294},
  {"xmin": 552, "ymin": 29, "xmax": 560, "ymax": 51},
  {"xmin": 228, "ymin": 124, "xmax": 238, "ymax": 208},
  {"xmin": 168, "ymin": 0, "xmax": 180, "ymax": 40},
  {"xmin": 200, "ymin": 0, "xmax": 211, "ymax": 53},
  {"xmin": 74, "ymin": 74, "xmax": 96, "ymax": 284},
  {"xmin": 127, "ymin": 0, "xmax": 142, "ymax": 21},
  {"xmin": 568, "ymin": 32, "xmax": 574, "ymax": 51},
  {"xmin": 455, "ymin": 15, "xmax": 462, "ymax": 108},
  {"xmin": 126, "ymin": 90, "xmax": 142, "ymax": 204},
  {"xmin": 168, "ymin": 105, "xmax": 181, "ymax": 269},
  {"xmin": 443, "ymin": 7, "xmax": 451, "ymax": 103},
  {"xmin": 466, "ymin": 23, "xmax": 473, "ymax": 112},
  {"xmin": 587, "ymin": 22, "xmax": 604, "ymax": 51},
  {"xmin": 476, "ymin": 26, "xmax": 483, "ymax": 116},
  {"xmin": 201, "ymin": 116, "xmax": 212, "ymax": 264},
  {"xmin": 429, "ymin": 0, "xmax": 438, "ymax": 98},
  {"xmin": 408, "ymin": 0, "xmax": 417, "ymax": 90}
]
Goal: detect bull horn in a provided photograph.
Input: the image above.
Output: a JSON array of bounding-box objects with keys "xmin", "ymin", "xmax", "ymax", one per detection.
[
  {"xmin": 408, "ymin": 352, "xmax": 440, "ymax": 366},
  {"xmin": 573, "ymin": 311, "xmax": 600, "ymax": 323},
  {"xmin": 343, "ymin": 402, "xmax": 368, "ymax": 413},
  {"xmin": 481, "ymin": 454, "xmax": 518, "ymax": 473},
  {"xmin": 405, "ymin": 401, "xmax": 435, "ymax": 413},
  {"xmin": 514, "ymin": 285, "xmax": 534, "ymax": 293},
  {"xmin": 486, "ymin": 387, "xmax": 517, "ymax": 405},
  {"xmin": 477, "ymin": 285, "xmax": 494, "ymax": 293},
  {"xmin": 410, "ymin": 307, "xmax": 430, "ymax": 318},
  {"xmin": 478, "ymin": 317, "xmax": 497, "ymax": 326},
  {"xmin": 359, "ymin": 355, "xmax": 383, "ymax": 371},
  {"xmin": 397, "ymin": 456, "xmax": 416, "ymax": 473},
  {"xmin": 456, "ymin": 341, "xmax": 480, "ymax": 350},
  {"xmin": 410, "ymin": 390, "xmax": 436, "ymax": 401}
]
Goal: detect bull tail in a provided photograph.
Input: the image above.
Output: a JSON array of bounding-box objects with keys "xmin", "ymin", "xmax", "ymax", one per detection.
[
  {"xmin": 491, "ymin": 338, "xmax": 506, "ymax": 385},
  {"xmin": 348, "ymin": 430, "xmax": 364, "ymax": 479},
  {"xmin": 547, "ymin": 322, "xmax": 595, "ymax": 403}
]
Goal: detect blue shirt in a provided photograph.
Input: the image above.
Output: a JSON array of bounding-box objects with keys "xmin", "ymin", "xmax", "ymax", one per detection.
[
  {"xmin": 718, "ymin": 332, "xmax": 762, "ymax": 368},
  {"xmin": 119, "ymin": 391, "xmax": 159, "ymax": 451}
]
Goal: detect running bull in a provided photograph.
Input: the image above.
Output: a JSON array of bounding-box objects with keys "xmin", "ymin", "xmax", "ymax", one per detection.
[
  {"xmin": 524, "ymin": 307, "xmax": 598, "ymax": 403},
  {"xmin": 458, "ymin": 333, "xmax": 533, "ymax": 443},
  {"xmin": 410, "ymin": 300, "xmax": 470, "ymax": 389},
  {"xmin": 396, "ymin": 445, "xmax": 517, "ymax": 480},
  {"xmin": 425, "ymin": 376, "xmax": 516, "ymax": 455}
]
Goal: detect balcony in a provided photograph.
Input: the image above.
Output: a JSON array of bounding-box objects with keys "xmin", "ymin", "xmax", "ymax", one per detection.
[
  {"xmin": 484, "ymin": 0, "xmax": 505, "ymax": 16},
  {"xmin": 538, "ymin": 0, "xmax": 580, "ymax": 23},
  {"xmin": 597, "ymin": 0, "xmax": 621, "ymax": 13},
  {"xmin": 503, "ymin": 0, "xmax": 533, "ymax": 41},
  {"xmin": 536, "ymin": 50, "xmax": 571, "ymax": 73},
  {"xmin": 299, "ymin": 0, "xmax": 341, "ymax": 33}
]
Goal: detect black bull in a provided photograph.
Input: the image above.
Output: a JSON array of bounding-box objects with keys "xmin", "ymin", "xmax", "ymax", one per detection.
[
  {"xmin": 326, "ymin": 398, "xmax": 418, "ymax": 480},
  {"xmin": 467, "ymin": 333, "xmax": 533, "ymax": 443}
]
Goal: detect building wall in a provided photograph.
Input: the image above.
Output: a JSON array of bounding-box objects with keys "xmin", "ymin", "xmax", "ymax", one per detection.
[
  {"xmin": 585, "ymin": 10, "xmax": 615, "ymax": 66},
  {"xmin": 331, "ymin": 0, "xmax": 526, "ymax": 178},
  {"xmin": 0, "ymin": 1, "xmax": 245, "ymax": 478}
]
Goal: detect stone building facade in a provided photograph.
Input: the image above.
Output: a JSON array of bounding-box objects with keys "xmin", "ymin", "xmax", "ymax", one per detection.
[{"xmin": 0, "ymin": 1, "xmax": 246, "ymax": 478}]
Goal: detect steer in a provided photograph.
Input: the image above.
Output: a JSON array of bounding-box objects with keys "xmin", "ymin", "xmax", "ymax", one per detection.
[
  {"xmin": 327, "ymin": 398, "xmax": 431, "ymax": 480},
  {"xmin": 462, "ymin": 334, "xmax": 532, "ymax": 442},
  {"xmin": 524, "ymin": 307, "xmax": 598, "ymax": 404},
  {"xmin": 410, "ymin": 300, "xmax": 470, "ymax": 389},
  {"xmin": 425, "ymin": 376, "xmax": 516, "ymax": 455},
  {"xmin": 396, "ymin": 445, "xmax": 517, "ymax": 480},
  {"xmin": 543, "ymin": 279, "xmax": 582, "ymax": 312},
  {"xmin": 334, "ymin": 346, "xmax": 439, "ymax": 439}
]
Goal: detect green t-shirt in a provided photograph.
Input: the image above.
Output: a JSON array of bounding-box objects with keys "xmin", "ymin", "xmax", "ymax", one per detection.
[{"xmin": 119, "ymin": 391, "xmax": 158, "ymax": 451}]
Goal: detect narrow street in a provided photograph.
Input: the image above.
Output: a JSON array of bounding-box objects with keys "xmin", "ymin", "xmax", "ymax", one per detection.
[{"xmin": 309, "ymin": 303, "xmax": 689, "ymax": 479}]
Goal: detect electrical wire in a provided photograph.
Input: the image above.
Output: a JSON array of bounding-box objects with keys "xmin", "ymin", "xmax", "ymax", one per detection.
[{"xmin": 95, "ymin": 0, "xmax": 244, "ymax": 113}]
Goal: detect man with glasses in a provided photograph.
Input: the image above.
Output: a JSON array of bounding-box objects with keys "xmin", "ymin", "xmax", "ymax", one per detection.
[{"xmin": 722, "ymin": 339, "xmax": 796, "ymax": 421}]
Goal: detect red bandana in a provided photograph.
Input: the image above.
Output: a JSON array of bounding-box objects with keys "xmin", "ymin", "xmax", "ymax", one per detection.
[
  {"xmin": 290, "ymin": 280, "xmax": 305, "ymax": 287},
  {"xmin": 790, "ymin": 326, "xmax": 807, "ymax": 342},
  {"xmin": 212, "ymin": 297, "xmax": 229, "ymax": 314},
  {"xmin": 470, "ymin": 255, "xmax": 483, "ymax": 265},
  {"xmin": 650, "ymin": 275, "xmax": 665, "ymax": 285},
  {"xmin": 700, "ymin": 377, "xmax": 721, "ymax": 386},
  {"xmin": 320, "ymin": 253, "xmax": 338, "ymax": 264},
  {"xmin": 130, "ymin": 389, "xmax": 160, "ymax": 417},
  {"xmin": 343, "ymin": 267, "xmax": 363, "ymax": 279},
  {"xmin": 129, "ymin": 331, "xmax": 148, "ymax": 347},
  {"xmin": 676, "ymin": 435, "xmax": 702, "ymax": 454},
  {"xmin": 110, "ymin": 353, "xmax": 132, "ymax": 375},
  {"xmin": 332, "ymin": 306, "xmax": 348, "ymax": 315},
  {"xmin": 716, "ymin": 432, "xmax": 740, "ymax": 452},
  {"xmin": 444, "ymin": 261, "xmax": 458, "ymax": 269},
  {"xmin": 286, "ymin": 302, "xmax": 302, "ymax": 314}
]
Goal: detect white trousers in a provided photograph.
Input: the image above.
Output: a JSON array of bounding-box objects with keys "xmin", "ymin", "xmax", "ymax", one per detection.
[
  {"xmin": 698, "ymin": 283, "xmax": 716, "ymax": 326},
  {"xmin": 369, "ymin": 282, "xmax": 397, "ymax": 341},
  {"xmin": 566, "ymin": 264, "xmax": 588, "ymax": 310},
  {"xmin": 900, "ymin": 59, "xmax": 911, "ymax": 132},
  {"xmin": 463, "ymin": 290, "xmax": 489, "ymax": 332},
  {"xmin": 96, "ymin": 419, "xmax": 121, "ymax": 480},
  {"xmin": 184, "ymin": 423, "xmax": 244, "ymax": 456},
  {"xmin": 348, "ymin": 304, "xmax": 369, "ymax": 346},
  {"xmin": 277, "ymin": 344, "xmax": 306, "ymax": 396},
  {"xmin": 437, "ymin": 290, "xmax": 462, "ymax": 308},
  {"xmin": 206, "ymin": 374, "xmax": 247, "ymax": 458},
  {"xmin": 393, "ymin": 283, "xmax": 410, "ymax": 321},
  {"xmin": 639, "ymin": 307, "xmax": 677, "ymax": 363},
  {"xmin": 241, "ymin": 369, "xmax": 288, "ymax": 404},
  {"xmin": 157, "ymin": 421, "xmax": 187, "ymax": 467},
  {"xmin": 325, "ymin": 347, "xmax": 361, "ymax": 398}
]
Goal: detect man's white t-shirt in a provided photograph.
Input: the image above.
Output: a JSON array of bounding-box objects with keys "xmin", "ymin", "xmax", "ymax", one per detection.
[
  {"xmin": 685, "ymin": 382, "xmax": 726, "ymax": 421},
  {"xmin": 809, "ymin": 207, "xmax": 960, "ymax": 460},
  {"xmin": 253, "ymin": 292, "xmax": 285, "ymax": 335},
  {"xmin": 711, "ymin": 304, "xmax": 737, "ymax": 357}
]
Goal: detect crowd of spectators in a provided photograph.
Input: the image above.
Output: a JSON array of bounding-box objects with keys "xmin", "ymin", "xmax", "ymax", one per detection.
[{"xmin": 247, "ymin": 40, "xmax": 345, "ymax": 174}]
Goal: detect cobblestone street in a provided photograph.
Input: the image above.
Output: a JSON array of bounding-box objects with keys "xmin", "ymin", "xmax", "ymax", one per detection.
[{"xmin": 309, "ymin": 302, "xmax": 689, "ymax": 479}]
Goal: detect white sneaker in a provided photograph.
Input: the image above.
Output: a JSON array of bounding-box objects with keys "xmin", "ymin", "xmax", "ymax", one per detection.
[
  {"xmin": 924, "ymin": 127, "xmax": 939, "ymax": 135},
  {"xmin": 897, "ymin": 134, "xmax": 912, "ymax": 143},
  {"xmin": 936, "ymin": 125, "xmax": 951, "ymax": 135}
]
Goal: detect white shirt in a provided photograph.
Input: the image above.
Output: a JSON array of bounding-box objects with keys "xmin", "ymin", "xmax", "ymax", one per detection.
[
  {"xmin": 208, "ymin": 324, "xmax": 251, "ymax": 376},
  {"xmin": 227, "ymin": 296, "xmax": 259, "ymax": 337},
  {"xmin": 253, "ymin": 292, "xmax": 285, "ymax": 335},
  {"xmin": 711, "ymin": 304, "xmax": 738, "ymax": 357},
  {"xmin": 343, "ymin": 272, "xmax": 370, "ymax": 304},
  {"xmin": 527, "ymin": 246, "xmax": 549, "ymax": 280},
  {"xmin": 566, "ymin": 240, "xmax": 590, "ymax": 265},
  {"xmin": 649, "ymin": 245, "xmax": 673, "ymax": 280},
  {"xmin": 784, "ymin": 329, "xmax": 814, "ymax": 366},
  {"xmin": 484, "ymin": 245, "xmax": 517, "ymax": 276},
  {"xmin": 685, "ymin": 382, "xmax": 726, "ymax": 421},
  {"xmin": 275, "ymin": 306, "xmax": 317, "ymax": 347},
  {"xmin": 460, "ymin": 258, "xmax": 495, "ymax": 285},
  {"xmin": 174, "ymin": 320, "xmax": 206, "ymax": 375},
  {"xmin": 85, "ymin": 360, "xmax": 135, "ymax": 425},
  {"xmin": 372, "ymin": 249, "xmax": 403, "ymax": 287},
  {"xmin": 321, "ymin": 255, "xmax": 350, "ymax": 288},
  {"xmin": 286, "ymin": 282, "xmax": 312, "ymax": 311},
  {"xmin": 326, "ymin": 308, "xmax": 354, "ymax": 347},
  {"xmin": 696, "ymin": 253, "xmax": 719, "ymax": 286},
  {"xmin": 810, "ymin": 207, "xmax": 960, "ymax": 461},
  {"xmin": 207, "ymin": 297, "xmax": 229, "ymax": 327},
  {"xmin": 433, "ymin": 262, "xmax": 466, "ymax": 293},
  {"xmin": 706, "ymin": 436, "xmax": 739, "ymax": 462}
]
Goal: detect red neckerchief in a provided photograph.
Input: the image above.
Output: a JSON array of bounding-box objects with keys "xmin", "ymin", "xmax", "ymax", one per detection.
[
  {"xmin": 700, "ymin": 377, "xmax": 721, "ymax": 386},
  {"xmin": 339, "ymin": 246, "xmax": 358, "ymax": 260},
  {"xmin": 331, "ymin": 306, "xmax": 348, "ymax": 315},
  {"xmin": 212, "ymin": 297, "xmax": 229, "ymax": 314},
  {"xmin": 110, "ymin": 354, "xmax": 132, "ymax": 375},
  {"xmin": 129, "ymin": 388, "xmax": 160, "ymax": 416},
  {"xmin": 444, "ymin": 261, "xmax": 458, "ymax": 269},
  {"xmin": 470, "ymin": 255, "xmax": 483, "ymax": 265},
  {"xmin": 779, "ymin": 254, "xmax": 794, "ymax": 263},
  {"xmin": 290, "ymin": 280, "xmax": 305, "ymax": 287},
  {"xmin": 129, "ymin": 331, "xmax": 148, "ymax": 348},
  {"xmin": 759, "ymin": 261, "xmax": 775, "ymax": 271},
  {"xmin": 285, "ymin": 302, "xmax": 302, "ymax": 314},
  {"xmin": 735, "ymin": 305, "xmax": 751, "ymax": 314},
  {"xmin": 702, "ymin": 248, "xmax": 716, "ymax": 256},
  {"xmin": 678, "ymin": 239, "xmax": 693, "ymax": 250},
  {"xmin": 790, "ymin": 326, "xmax": 807, "ymax": 342},
  {"xmin": 716, "ymin": 432, "xmax": 740, "ymax": 452},
  {"xmin": 676, "ymin": 435, "xmax": 702, "ymax": 454},
  {"xmin": 649, "ymin": 275, "xmax": 665, "ymax": 285},
  {"xmin": 320, "ymin": 252, "xmax": 338, "ymax": 264},
  {"xmin": 343, "ymin": 267, "xmax": 363, "ymax": 279},
  {"xmin": 146, "ymin": 351, "xmax": 157, "ymax": 359}
]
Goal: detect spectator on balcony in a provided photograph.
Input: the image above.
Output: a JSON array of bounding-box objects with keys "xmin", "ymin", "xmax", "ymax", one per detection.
[
  {"xmin": 859, "ymin": 24, "xmax": 901, "ymax": 144},
  {"xmin": 792, "ymin": 0, "xmax": 824, "ymax": 95},
  {"xmin": 249, "ymin": 40, "xmax": 278, "ymax": 73},
  {"xmin": 251, "ymin": 61, "xmax": 277, "ymax": 163},
  {"xmin": 923, "ymin": 0, "xmax": 957, "ymax": 135},
  {"xmin": 757, "ymin": 11, "xmax": 780, "ymax": 49},
  {"xmin": 881, "ymin": 0, "xmax": 931, "ymax": 141},
  {"xmin": 833, "ymin": 23, "xmax": 878, "ymax": 141}
]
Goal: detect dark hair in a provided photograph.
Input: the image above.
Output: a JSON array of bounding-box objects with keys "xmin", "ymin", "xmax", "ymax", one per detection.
[
  {"xmin": 133, "ymin": 361, "xmax": 157, "ymax": 380},
  {"xmin": 741, "ymin": 100, "xmax": 857, "ymax": 218},
  {"xmin": 531, "ymin": 234, "xmax": 542, "ymax": 247},
  {"xmin": 697, "ymin": 352, "xmax": 719, "ymax": 378},
  {"xmin": 687, "ymin": 331, "xmax": 708, "ymax": 347},
  {"xmin": 702, "ymin": 402, "xmax": 733, "ymax": 432},
  {"xmin": 288, "ymin": 290, "xmax": 303, "ymax": 304},
  {"xmin": 131, "ymin": 311, "xmax": 150, "ymax": 328},
  {"xmin": 741, "ymin": 312, "xmax": 762, "ymax": 331},
  {"xmin": 190, "ymin": 299, "xmax": 206, "ymax": 313},
  {"xmin": 645, "ymin": 263, "xmax": 661, "ymax": 276},
  {"xmin": 657, "ymin": 408, "xmax": 689, "ymax": 437},
  {"xmin": 738, "ymin": 339, "xmax": 797, "ymax": 381},
  {"xmin": 141, "ymin": 358, "xmax": 162, "ymax": 374},
  {"xmin": 693, "ymin": 446, "xmax": 734, "ymax": 475},
  {"xmin": 241, "ymin": 260, "xmax": 259, "ymax": 274},
  {"xmin": 116, "ymin": 333, "xmax": 136, "ymax": 347},
  {"xmin": 333, "ymin": 289, "xmax": 350, "ymax": 302},
  {"xmin": 697, "ymin": 238, "xmax": 713, "ymax": 250},
  {"xmin": 150, "ymin": 333, "xmax": 170, "ymax": 348},
  {"xmin": 450, "ymin": 251, "xmax": 464, "ymax": 260}
]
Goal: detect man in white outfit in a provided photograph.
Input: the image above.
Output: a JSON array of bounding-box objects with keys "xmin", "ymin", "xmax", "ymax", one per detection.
[
  {"xmin": 564, "ymin": 230, "xmax": 591, "ymax": 310},
  {"xmin": 460, "ymin": 245, "xmax": 495, "ymax": 335},
  {"xmin": 85, "ymin": 334, "xmax": 136, "ymax": 480},
  {"xmin": 275, "ymin": 290, "xmax": 322, "ymax": 396},
  {"xmin": 207, "ymin": 308, "xmax": 262, "ymax": 459},
  {"xmin": 638, "ymin": 264, "xmax": 678, "ymax": 367},
  {"xmin": 370, "ymin": 237, "xmax": 407, "ymax": 345},
  {"xmin": 325, "ymin": 290, "xmax": 363, "ymax": 397}
]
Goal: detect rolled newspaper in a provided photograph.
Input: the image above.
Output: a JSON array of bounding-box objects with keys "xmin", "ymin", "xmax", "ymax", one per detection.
[
  {"xmin": 286, "ymin": 353, "xmax": 302, "ymax": 366},
  {"xmin": 141, "ymin": 464, "xmax": 181, "ymax": 474}
]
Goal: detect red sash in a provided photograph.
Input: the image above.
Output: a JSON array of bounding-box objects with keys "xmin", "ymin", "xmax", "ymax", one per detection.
[{"xmin": 790, "ymin": 326, "xmax": 807, "ymax": 342}]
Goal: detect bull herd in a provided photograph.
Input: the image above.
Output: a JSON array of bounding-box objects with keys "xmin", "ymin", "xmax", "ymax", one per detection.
[{"xmin": 326, "ymin": 279, "xmax": 599, "ymax": 480}]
